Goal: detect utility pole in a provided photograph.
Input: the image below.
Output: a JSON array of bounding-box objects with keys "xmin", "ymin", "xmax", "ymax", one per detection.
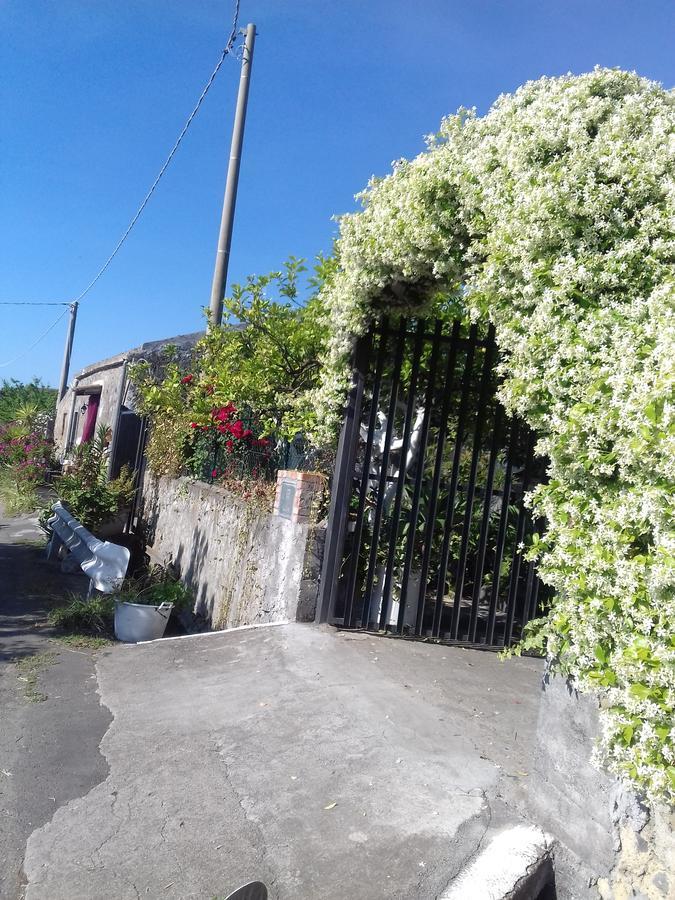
[
  {"xmin": 208, "ymin": 23, "xmax": 256, "ymax": 327},
  {"xmin": 57, "ymin": 301, "xmax": 78, "ymax": 402}
]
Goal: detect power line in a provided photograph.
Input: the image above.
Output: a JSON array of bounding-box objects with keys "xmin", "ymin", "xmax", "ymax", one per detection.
[
  {"xmin": 0, "ymin": 0, "xmax": 241, "ymax": 369},
  {"xmin": 0, "ymin": 308, "xmax": 68, "ymax": 369},
  {"xmin": 72, "ymin": 0, "xmax": 242, "ymax": 306}
]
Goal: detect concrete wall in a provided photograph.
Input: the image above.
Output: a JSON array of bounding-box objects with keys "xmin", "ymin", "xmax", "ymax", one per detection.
[
  {"xmin": 531, "ymin": 674, "xmax": 674, "ymax": 899},
  {"xmin": 139, "ymin": 474, "xmax": 325, "ymax": 629}
]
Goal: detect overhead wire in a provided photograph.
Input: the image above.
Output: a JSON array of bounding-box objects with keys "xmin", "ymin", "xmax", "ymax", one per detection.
[
  {"xmin": 71, "ymin": 0, "xmax": 241, "ymax": 306},
  {"xmin": 0, "ymin": 0, "xmax": 241, "ymax": 366},
  {"xmin": 0, "ymin": 307, "xmax": 69, "ymax": 368}
]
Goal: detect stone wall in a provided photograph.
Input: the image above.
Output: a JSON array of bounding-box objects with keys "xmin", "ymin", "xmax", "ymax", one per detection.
[
  {"xmin": 531, "ymin": 674, "xmax": 674, "ymax": 898},
  {"xmin": 139, "ymin": 474, "xmax": 325, "ymax": 629}
]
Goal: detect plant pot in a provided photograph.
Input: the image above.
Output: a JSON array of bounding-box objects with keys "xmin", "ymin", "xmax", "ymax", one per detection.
[{"xmin": 114, "ymin": 600, "xmax": 173, "ymax": 643}]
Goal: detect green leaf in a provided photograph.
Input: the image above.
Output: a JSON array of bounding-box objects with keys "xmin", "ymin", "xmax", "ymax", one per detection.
[{"xmin": 629, "ymin": 684, "xmax": 652, "ymax": 701}]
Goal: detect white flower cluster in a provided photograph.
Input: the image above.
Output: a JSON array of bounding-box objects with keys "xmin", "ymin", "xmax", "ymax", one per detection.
[{"xmin": 311, "ymin": 69, "xmax": 675, "ymax": 801}]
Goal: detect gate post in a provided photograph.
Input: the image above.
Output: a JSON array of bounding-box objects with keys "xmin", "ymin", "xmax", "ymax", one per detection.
[{"xmin": 315, "ymin": 334, "xmax": 371, "ymax": 623}]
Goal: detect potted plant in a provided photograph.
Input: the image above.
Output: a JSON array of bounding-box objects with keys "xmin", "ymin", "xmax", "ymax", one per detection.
[{"xmin": 114, "ymin": 566, "xmax": 193, "ymax": 643}]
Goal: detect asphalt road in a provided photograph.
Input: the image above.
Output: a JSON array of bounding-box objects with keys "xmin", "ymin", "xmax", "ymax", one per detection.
[{"xmin": 0, "ymin": 508, "xmax": 112, "ymax": 900}]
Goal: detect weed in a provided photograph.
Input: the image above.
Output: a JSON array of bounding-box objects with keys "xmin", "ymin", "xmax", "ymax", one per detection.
[
  {"xmin": 15, "ymin": 651, "xmax": 57, "ymax": 702},
  {"xmin": 48, "ymin": 594, "xmax": 115, "ymax": 635},
  {"xmin": 0, "ymin": 471, "xmax": 39, "ymax": 515},
  {"xmin": 52, "ymin": 634, "xmax": 113, "ymax": 651}
]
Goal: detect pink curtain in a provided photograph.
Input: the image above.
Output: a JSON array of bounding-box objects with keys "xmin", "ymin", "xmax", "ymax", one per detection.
[{"xmin": 81, "ymin": 394, "xmax": 100, "ymax": 443}]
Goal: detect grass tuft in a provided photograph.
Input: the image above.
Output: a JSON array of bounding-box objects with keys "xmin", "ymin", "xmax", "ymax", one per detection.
[
  {"xmin": 48, "ymin": 594, "xmax": 115, "ymax": 636},
  {"xmin": 15, "ymin": 651, "xmax": 57, "ymax": 702}
]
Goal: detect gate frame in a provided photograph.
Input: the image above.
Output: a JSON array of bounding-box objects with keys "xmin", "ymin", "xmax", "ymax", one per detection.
[
  {"xmin": 316, "ymin": 317, "xmax": 544, "ymax": 644},
  {"xmin": 315, "ymin": 334, "xmax": 371, "ymax": 623}
]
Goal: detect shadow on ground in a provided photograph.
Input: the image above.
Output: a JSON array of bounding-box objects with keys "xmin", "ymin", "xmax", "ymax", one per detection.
[{"xmin": 0, "ymin": 507, "xmax": 113, "ymax": 900}]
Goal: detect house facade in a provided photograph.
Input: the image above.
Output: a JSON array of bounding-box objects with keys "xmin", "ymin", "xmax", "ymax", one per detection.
[{"xmin": 54, "ymin": 331, "xmax": 202, "ymax": 475}]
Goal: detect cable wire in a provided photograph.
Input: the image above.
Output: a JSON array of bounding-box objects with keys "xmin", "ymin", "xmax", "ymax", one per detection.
[
  {"xmin": 0, "ymin": 307, "xmax": 69, "ymax": 368},
  {"xmin": 0, "ymin": 0, "xmax": 241, "ymax": 367},
  {"xmin": 72, "ymin": 0, "xmax": 241, "ymax": 305}
]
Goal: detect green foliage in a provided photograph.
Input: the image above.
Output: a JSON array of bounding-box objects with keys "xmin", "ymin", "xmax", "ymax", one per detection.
[
  {"xmin": 312, "ymin": 69, "xmax": 675, "ymax": 802},
  {"xmin": 0, "ymin": 411, "xmax": 54, "ymax": 514},
  {"xmin": 14, "ymin": 651, "xmax": 57, "ymax": 702},
  {"xmin": 48, "ymin": 567, "xmax": 192, "ymax": 645},
  {"xmin": 0, "ymin": 379, "xmax": 56, "ymax": 424},
  {"xmin": 130, "ymin": 257, "xmax": 330, "ymax": 483},
  {"xmin": 193, "ymin": 257, "xmax": 329, "ymax": 435},
  {"xmin": 49, "ymin": 593, "xmax": 115, "ymax": 634},
  {"xmin": 51, "ymin": 424, "xmax": 135, "ymax": 529},
  {"xmin": 117, "ymin": 565, "xmax": 193, "ymax": 610}
]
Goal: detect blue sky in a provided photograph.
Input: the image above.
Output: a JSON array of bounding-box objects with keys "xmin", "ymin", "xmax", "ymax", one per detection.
[{"xmin": 2, "ymin": 0, "xmax": 673, "ymax": 385}]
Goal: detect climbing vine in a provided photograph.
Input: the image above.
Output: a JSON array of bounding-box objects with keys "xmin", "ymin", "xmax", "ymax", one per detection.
[{"xmin": 307, "ymin": 69, "xmax": 675, "ymax": 801}]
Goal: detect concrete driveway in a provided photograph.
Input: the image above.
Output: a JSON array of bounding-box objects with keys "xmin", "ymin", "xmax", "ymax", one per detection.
[{"xmin": 21, "ymin": 623, "xmax": 544, "ymax": 899}]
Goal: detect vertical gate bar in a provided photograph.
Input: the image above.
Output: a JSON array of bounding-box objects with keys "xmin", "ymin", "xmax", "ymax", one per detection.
[
  {"xmin": 450, "ymin": 326, "xmax": 497, "ymax": 640},
  {"xmin": 431, "ymin": 324, "xmax": 479, "ymax": 638},
  {"xmin": 361, "ymin": 319, "xmax": 407, "ymax": 628},
  {"xmin": 520, "ymin": 559, "xmax": 537, "ymax": 630},
  {"xmin": 396, "ymin": 320, "xmax": 443, "ymax": 633},
  {"xmin": 503, "ymin": 433, "xmax": 536, "ymax": 646},
  {"xmin": 125, "ymin": 415, "xmax": 149, "ymax": 534},
  {"xmin": 343, "ymin": 321, "xmax": 388, "ymax": 628},
  {"xmin": 379, "ymin": 320, "xmax": 426, "ymax": 631},
  {"xmin": 468, "ymin": 402, "xmax": 504, "ymax": 643},
  {"xmin": 528, "ymin": 574, "xmax": 542, "ymax": 621},
  {"xmin": 415, "ymin": 320, "xmax": 461, "ymax": 635},
  {"xmin": 486, "ymin": 419, "xmax": 520, "ymax": 646},
  {"xmin": 315, "ymin": 333, "xmax": 372, "ymax": 624}
]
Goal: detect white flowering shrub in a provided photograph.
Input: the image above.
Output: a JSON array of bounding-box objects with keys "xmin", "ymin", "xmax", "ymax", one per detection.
[{"xmin": 310, "ymin": 69, "xmax": 675, "ymax": 801}]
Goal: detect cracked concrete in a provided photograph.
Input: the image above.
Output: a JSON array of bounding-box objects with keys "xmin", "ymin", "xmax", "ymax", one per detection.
[{"xmin": 22, "ymin": 624, "xmax": 544, "ymax": 899}]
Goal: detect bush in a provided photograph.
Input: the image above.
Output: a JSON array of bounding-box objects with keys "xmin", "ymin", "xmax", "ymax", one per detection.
[
  {"xmin": 0, "ymin": 379, "xmax": 56, "ymax": 424},
  {"xmin": 52, "ymin": 424, "xmax": 135, "ymax": 529},
  {"xmin": 0, "ymin": 415, "xmax": 54, "ymax": 514},
  {"xmin": 311, "ymin": 68, "xmax": 675, "ymax": 802},
  {"xmin": 49, "ymin": 594, "xmax": 115, "ymax": 634},
  {"xmin": 130, "ymin": 257, "xmax": 331, "ymax": 487}
]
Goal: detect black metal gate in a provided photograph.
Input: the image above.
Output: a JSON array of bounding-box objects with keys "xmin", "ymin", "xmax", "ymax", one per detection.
[{"xmin": 318, "ymin": 317, "xmax": 548, "ymax": 649}]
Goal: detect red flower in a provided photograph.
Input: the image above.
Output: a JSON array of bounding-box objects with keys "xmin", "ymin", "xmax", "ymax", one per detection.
[
  {"xmin": 228, "ymin": 420, "xmax": 245, "ymax": 440},
  {"xmin": 225, "ymin": 440, "xmax": 234, "ymax": 452},
  {"xmin": 242, "ymin": 429, "xmax": 252, "ymax": 439},
  {"xmin": 181, "ymin": 374, "xmax": 194, "ymax": 385},
  {"xmin": 189, "ymin": 422, "xmax": 199, "ymax": 429},
  {"xmin": 217, "ymin": 424, "xmax": 227, "ymax": 434},
  {"xmin": 211, "ymin": 469, "xmax": 219, "ymax": 478}
]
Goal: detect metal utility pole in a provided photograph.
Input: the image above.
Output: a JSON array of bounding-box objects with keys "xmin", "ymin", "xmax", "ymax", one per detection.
[
  {"xmin": 57, "ymin": 301, "xmax": 78, "ymax": 402},
  {"xmin": 208, "ymin": 23, "xmax": 256, "ymax": 327}
]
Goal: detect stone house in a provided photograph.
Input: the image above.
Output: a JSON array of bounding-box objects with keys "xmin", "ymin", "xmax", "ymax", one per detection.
[{"xmin": 54, "ymin": 331, "xmax": 202, "ymax": 474}]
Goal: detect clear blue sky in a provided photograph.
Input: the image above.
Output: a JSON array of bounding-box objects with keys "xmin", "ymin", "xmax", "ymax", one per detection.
[{"xmin": 2, "ymin": 0, "xmax": 673, "ymax": 386}]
